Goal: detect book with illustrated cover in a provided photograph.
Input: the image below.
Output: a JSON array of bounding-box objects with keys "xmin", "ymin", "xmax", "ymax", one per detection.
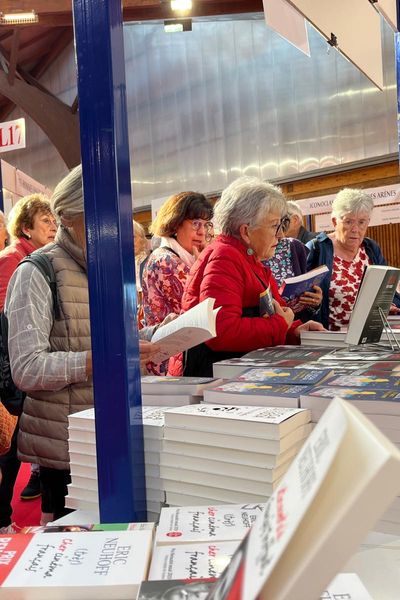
[
  {"xmin": 203, "ymin": 382, "xmax": 314, "ymax": 407},
  {"xmin": 345, "ymin": 265, "xmax": 400, "ymax": 346},
  {"xmin": 205, "ymin": 398, "xmax": 400, "ymax": 600},
  {"xmin": 236, "ymin": 367, "xmax": 333, "ymax": 386},
  {"xmin": 0, "ymin": 530, "xmax": 153, "ymax": 599},
  {"xmin": 300, "ymin": 386, "xmax": 400, "ymax": 417},
  {"xmin": 354, "ymin": 361, "xmax": 400, "ymax": 374},
  {"xmin": 259, "ymin": 285, "xmax": 275, "ymax": 317},
  {"xmin": 137, "ymin": 573, "xmax": 373, "ymax": 599},
  {"xmin": 212, "ymin": 358, "xmax": 309, "ymax": 379},
  {"xmin": 164, "ymin": 404, "xmax": 310, "ymax": 440},
  {"xmin": 319, "ymin": 348, "xmax": 400, "ymax": 362},
  {"xmin": 21, "ymin": 522, "xmax": 154, "ymax": 534},
  {"xmin": 243, "ymin": 346, "xmax": 335, "ymax": 361},
  {"xmin": 149, "ymin": 541, "xmax": 238, "ymax": 581},
  {"xmin": 155, "ymin": 504, "xmax": 264, "ymax": 546},
  {"xmin": 279, "ymin": 265, "xmax": 329, "ymax": 311},
  {"xmin": 151, "ymin": 298, "xmax": 221, "ymax": 363},
  {"xmin": 326, "ymin": 373, "xmax": 400, "ymax": 389}
]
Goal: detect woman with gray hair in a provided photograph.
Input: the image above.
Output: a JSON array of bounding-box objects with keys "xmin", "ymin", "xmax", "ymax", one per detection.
[
  {"xmin": 306, "ymin": 187, "xmax": 400, "ymax": 330},
  {"xmin": 4, "ymin": 165, "xmax": 160, "ymax": 521},
  {"xmin": 169, "ymin": 176, "xmax": 323, "ymax": 377}
]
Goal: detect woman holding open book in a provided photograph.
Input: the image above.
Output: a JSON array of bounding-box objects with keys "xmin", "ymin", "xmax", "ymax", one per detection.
[
  {"xmin": 169, "ymin": 177, "xmax": 324, "ymax": 377},
  {"xmin": 306, "ymin": 188, "xmax": 400, "ymax": 330}
]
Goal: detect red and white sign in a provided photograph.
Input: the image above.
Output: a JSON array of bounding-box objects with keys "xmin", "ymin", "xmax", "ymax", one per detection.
[{"xmin": 0, "ymin": 118, "xmax": 26, "ymax": 153}]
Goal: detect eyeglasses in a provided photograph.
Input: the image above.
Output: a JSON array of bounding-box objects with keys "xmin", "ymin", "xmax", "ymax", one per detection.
[
  {"xmin": 40, "ymin": 217, "xmax": 57, "ymax": 228},
  {"xmin": 189, "ymin": 219, "xmax": 214, "ymax": 233},
  {"xmin": 339, "ymin": 217, "xmax": 370, "ymax": 229},
  {"xmin": 278, "ymin": 216, "xmax": 291, "ymax": 234}
]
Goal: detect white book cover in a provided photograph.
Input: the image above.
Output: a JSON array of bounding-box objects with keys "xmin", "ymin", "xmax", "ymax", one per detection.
[
  {"xmin": 156, "ymin": 504, "xmax": 264, "ymax": 545},
  {"xmin": 68, "ymin": 408, "xmax": 95, "ymax": 430},
  {"xmin": 148, "ymin": 540, "xmax": 238, "ymax": 581},
  {"xmin": 164, "ymin": 404, "xmax": 310, "ymax": 440},
  {"xmin": 151, "ymin": 298, "xmax": 221, "ymax": 362},
  {"xmin": 207, "ymin": 398, "xmax": 400, "ymax": 600},
  {"xmin": 0, "ymin": 530, "xmax": 153, "ymax": 600},
  {"xmin": 141, "ymin": 376, "xmax": 218, "ymax": 396},
  {"xmin": 164, "ymin": 423, "xmax": 312, "ymax": 454}
]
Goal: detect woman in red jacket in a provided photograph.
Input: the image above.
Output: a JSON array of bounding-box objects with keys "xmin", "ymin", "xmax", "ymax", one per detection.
[{"xmin": 170, "ymin": 177, "xmax": 324, "ymax": 377}]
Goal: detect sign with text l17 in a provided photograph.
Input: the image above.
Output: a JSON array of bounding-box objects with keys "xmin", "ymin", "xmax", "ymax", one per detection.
[{"xmin": 0, "ymin": 118, "xmax": 26, "ymax": 153}]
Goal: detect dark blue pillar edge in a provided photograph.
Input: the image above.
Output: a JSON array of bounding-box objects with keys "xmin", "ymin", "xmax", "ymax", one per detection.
[{"xmin": 72, "ymin": 0, "xmax": 146, "ymax": 522}]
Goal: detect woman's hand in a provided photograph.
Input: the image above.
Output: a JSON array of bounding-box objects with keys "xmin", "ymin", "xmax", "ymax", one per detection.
[
  {"xmin": 294, "ymin": 320, "xmax": 326, "ymax": 338},
  {"xmin": 139, "ymin": 340, "xmax": 160, "ymax": 366},
  {"xmin": 272, "ymin": 300, "xmax": 295, "ymax": 329},
  {"xmin": 389, "ymin": 303, "xmax": 400, "ymax": 315},
  {"xmin": 299, "ymin": 285, "xmax": 322, "ymax": 309}
]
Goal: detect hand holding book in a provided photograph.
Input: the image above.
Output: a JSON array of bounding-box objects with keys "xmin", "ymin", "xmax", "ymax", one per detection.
[
  {"xmin": 298, "ymin": 284, "xmax": 323, "ymax": 310},
  {"xmin": 273, "ymin": 301, "xmax": 294, "ymax": 330}
]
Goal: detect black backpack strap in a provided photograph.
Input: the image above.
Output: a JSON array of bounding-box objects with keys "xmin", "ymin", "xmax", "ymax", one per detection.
[{"xmin": 19, "ymin": 252, "xmax": 61, "ymax": 320}]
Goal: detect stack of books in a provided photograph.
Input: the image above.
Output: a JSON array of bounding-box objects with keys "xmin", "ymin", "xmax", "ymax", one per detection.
[
  {"xmin": 202, "ymin": 366, "xmax": 333, "ymax": 407},
  {"xmin": 66, "ymin": 407, "xmax": 169, "ymax": 521},
  {"xmin": 141, "ymin": 376, "xmax": 220, "ymax": 406},
  {"xmin": 161, "ymin": 404, "xmax": 312, "ymax": 506},
  {"xmin": 148, "ymin": 503, "xmax": 264, "ymax": 581}
]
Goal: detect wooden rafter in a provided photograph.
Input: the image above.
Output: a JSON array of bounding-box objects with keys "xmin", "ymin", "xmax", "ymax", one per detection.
[{"xmin": 7, "ymin": 30, "xmax": 20, "ymax": 85}]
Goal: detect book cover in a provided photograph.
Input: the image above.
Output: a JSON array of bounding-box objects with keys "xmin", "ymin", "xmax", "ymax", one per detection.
[
  {"xmin": 319, "ymin": 348, "xmax": 400, "ymax": 362},
  {"xmin": 206, "ymin": 398, "xmax": 400, "ymax": 600},
  {"xmin": 236, "ymin": 367, "xmax": 333, "ymax": 386},
  {"xmin": 141, "ymin": 376, "xmax": 218, "ymax": 396},
  {"xmin": 327, "ymin": 374, "xmax": 400, "ymax": 389},
  {"xmin": 156, "ymin": 504, "xmax": 264, "ymax": 546},
  {"xmin": 259, "ymin": 285, "xmax": 275, "ymax": 317},
  {"xmin": 0, "ymin": 530, "xmax": 153, "ymax": 599},
  {"xmin": 149, "ymin": 541, "xmax": 238, "ymax": 580},
  {"xmin": 21, "ymin": 522, "xmax": 154, "ymax": 534},
  {"xmin": 345, "ymin": 265, "xmax": 400, "ymax": 346},
  {"xmin": 164, "ymin": 404, "xmax": 310, "ymax": 440},
  {"xmin": 279, "ymin": 265, "xmax": 329, "ymax": 311},
  {"xmin": 300, "ymin": 386, "xmax": 400, "ymax": 417},
  {"xmin": 203, "ymin": 382, "xmax": 314, "ymax": 408},
  {"xmin": 243, "ymin": 346, "xmax": 335, "ymax": 361}
]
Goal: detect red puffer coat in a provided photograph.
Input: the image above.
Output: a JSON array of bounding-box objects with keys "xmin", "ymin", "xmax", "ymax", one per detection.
[{"xmin": 168, "ymin": 235, "xmax": 301, "ymax": 375}]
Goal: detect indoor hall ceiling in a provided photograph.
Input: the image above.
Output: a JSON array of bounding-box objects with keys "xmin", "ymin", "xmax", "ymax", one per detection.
[{"xmin": 0, "ymin": 0, "xmax": 263, "ymax": 121}]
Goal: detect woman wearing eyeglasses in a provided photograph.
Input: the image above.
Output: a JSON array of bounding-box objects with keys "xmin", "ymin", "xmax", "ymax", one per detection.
[
  {"xmin": 142, "ymin": 191, "xmax": 213, "ymax": 375},
  {"xmin": 168, "ymin": 177, "xmax": 324, "ymax": 377},
  {"xmin": 306, "ymin": 188, "xmax": 400, "ymax": 330}
]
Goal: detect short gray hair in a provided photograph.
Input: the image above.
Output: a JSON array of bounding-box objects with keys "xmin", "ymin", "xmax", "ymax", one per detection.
[
  {"xmin": 214, "ymin": 176, "xmax": 287, "ymax": 237},
  {"xmin": 51, "ymin": 165, "xmax": 83, "ymax": 220},
  {"xmin": 331, "ymin": 188, "xmax": 374, "ymax": 219},
  {"xmin": 286, "ymin": 200, "xmax": 303, "ymax": 218}
]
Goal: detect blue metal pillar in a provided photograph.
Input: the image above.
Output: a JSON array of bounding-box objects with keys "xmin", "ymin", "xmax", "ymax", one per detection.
[{"xmin": 72, "ymin": 0, "xmax": 146, "ymax": 522}]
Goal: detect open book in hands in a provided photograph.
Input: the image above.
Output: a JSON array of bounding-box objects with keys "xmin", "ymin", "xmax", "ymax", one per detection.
[{"xmin": 150, "ymin": 298, "xmax": 221, "ymax": 363}]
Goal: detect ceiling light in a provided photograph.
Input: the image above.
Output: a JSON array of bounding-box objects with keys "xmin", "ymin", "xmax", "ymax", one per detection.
[
  {"xmin": 170, "ymin": 0, "xmax": 192, "ymax": 12},
  {"xmin": 0, "ymin": 11, "xmax": 38, "ymax": 25},
  {"xmin": 164, "ymin": 19, "xmax": 192, "ymax": 32}
]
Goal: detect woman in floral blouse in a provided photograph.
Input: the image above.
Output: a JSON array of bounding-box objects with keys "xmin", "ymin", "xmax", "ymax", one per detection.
[{"xmin": 142, "ymin": 191, "xmax": 213, "ymax": 374}]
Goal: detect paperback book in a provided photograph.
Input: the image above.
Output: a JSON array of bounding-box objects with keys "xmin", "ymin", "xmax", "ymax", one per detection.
[
  {"xmin": 326, "ymin": 373, "xmax": 400, "ymax": 389},
  {"xmin": 279, "ymin": 265, "xmax": 329, "ymax": 311},
  {"xmin": 203, "ymin": 382, "xmax": 313, "ymax": 407},
  {"xmin": 236, "ymin": 367, "xmax": 333, "ymax": 386},
  {"xmin": 141, "ymin": 376, "xmax": 219, "ymax": 396},
  {"xmin": 155, "ymin": 504, "xmax": 264, "ymax": 546},
  {"xmin": 163, "ymin": 404, "xmax": 311, "ymax": 440},
  {"xmin": 300, "ymin": 386, "xmax": 400, "ymax": 417}
]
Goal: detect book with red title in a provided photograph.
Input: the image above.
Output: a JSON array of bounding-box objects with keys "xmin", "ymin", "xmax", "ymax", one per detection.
[
  {"xmin": 155, "ymin": 504, "xmax": 264, "ymax": 546},
  {"xmin": 0, "ymin": 530, "xmax": 153, "ymax": 599}
]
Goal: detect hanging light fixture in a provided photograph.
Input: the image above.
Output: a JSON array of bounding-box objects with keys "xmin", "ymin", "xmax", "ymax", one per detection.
[
  {"xmin": 0, "ymin": 10, "xmax": 39, "ymax": 25},
  {"xmin": 170, "ymin": 0, "xmax": 192, "ymax": 12}
]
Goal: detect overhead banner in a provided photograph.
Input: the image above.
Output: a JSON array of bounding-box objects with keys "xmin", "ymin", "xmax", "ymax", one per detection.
[
  {"xmin": 315, "ymin": 203, "xmax": 400, "ymax": 232},
  {"xmin": 0, "ymin": 118, "xmax": 26, "ymax": 153},
  {"xmin": 286, "ymin": 0, "xmax": 384, "ymax": 89},
  {"xmin": 263, "ymin": 0, "xmax": 310, "ymax": 56},
  {"xmin": 296, "ymin": 183, "xmax": 400, "ymax": 216}
]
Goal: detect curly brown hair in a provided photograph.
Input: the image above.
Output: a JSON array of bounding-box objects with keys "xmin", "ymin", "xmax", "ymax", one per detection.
[
  {"xmin": 149, "ymin": 192, "xmax": 213, "ymax": 237},
  {"xmin": 8, "ymin": 194, "xmax": 53, "ymax": 239}
]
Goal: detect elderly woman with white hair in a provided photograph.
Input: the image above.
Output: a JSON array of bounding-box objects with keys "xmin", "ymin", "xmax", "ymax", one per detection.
[
  {"xmin": 306, "ymin": 187, "xmax": 400, "ymax": 330},
  {"xmin": 4, "ymin": 165, "xmax": 160, "ymax": 520},
  {"xmin": 169, "ymin": 176, "xmax": 324, "ymax": 377}
]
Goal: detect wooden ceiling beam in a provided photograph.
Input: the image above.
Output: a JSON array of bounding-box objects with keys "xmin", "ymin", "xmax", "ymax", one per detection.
[
  {"xmin": 7, "ymin": 30, "xmax": 20, "ymax": 85},
  {"xmin": 31, "ymin": 28, "xmax": 73, "ymax": 80}
]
